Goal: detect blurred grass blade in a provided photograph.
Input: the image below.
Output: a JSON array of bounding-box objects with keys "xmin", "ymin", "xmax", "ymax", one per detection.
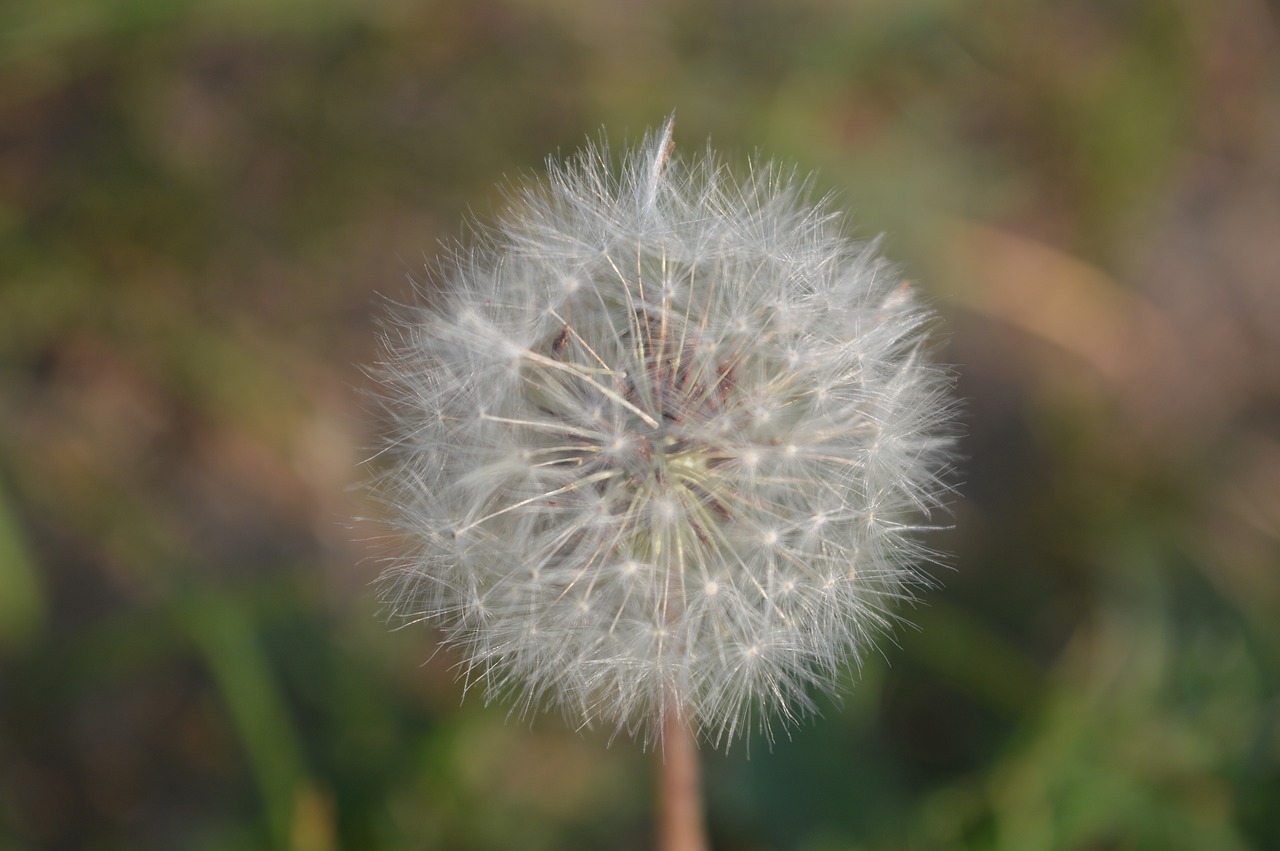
[
  {"xmin": 0, "ymin": 474, "xmax": 45, "ymax": 648},
  {"xmin": 905, "ymin": 602, "xmax": 1043, "ymax": 714},
  {"xmin": 179, "ymin": 587, "xmax": 331, "ymax": 851}
]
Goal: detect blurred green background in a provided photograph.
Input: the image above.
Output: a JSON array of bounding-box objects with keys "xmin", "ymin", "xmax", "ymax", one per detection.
[{"xmin": 2, "ymin": 0, "xmax": 1278, "ymax": 848}]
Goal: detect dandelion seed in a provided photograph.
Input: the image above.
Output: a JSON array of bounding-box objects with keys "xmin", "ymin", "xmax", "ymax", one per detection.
[{"xmin": 372, "ymin": 116, "xmax": 956, "ymax": 751}]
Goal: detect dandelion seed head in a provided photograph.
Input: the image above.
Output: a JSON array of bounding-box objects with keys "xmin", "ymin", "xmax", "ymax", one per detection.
[{"xmin": 373, "ymin": 117, "xmax": 955, "ymax": 748}]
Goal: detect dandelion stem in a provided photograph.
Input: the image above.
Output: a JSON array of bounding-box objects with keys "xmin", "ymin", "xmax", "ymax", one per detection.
[{"xmin": 657, "ymin": 708, "xmax": 707, "ymax": 851}]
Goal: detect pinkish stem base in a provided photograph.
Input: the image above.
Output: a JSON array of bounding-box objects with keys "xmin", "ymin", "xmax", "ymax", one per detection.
[{"xmin": 657, "ymin": 709, "xmax": 708, "ymax": 851}]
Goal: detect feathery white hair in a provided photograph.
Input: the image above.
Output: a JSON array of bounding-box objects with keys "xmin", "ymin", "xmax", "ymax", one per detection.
[{"xmin": 374, "ymin": 116, "xmax": 955, "ymax": 748}]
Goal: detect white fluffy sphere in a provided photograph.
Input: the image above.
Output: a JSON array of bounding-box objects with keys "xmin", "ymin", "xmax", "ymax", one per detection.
[{"xmin": 375, "ymin": 117, "xmax": 955, "ymax": 747}]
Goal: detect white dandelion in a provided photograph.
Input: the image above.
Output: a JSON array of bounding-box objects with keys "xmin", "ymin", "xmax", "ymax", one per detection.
[{"xmin": 373, "ymin": 116, "xmax": 955, "ymax": 755}]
